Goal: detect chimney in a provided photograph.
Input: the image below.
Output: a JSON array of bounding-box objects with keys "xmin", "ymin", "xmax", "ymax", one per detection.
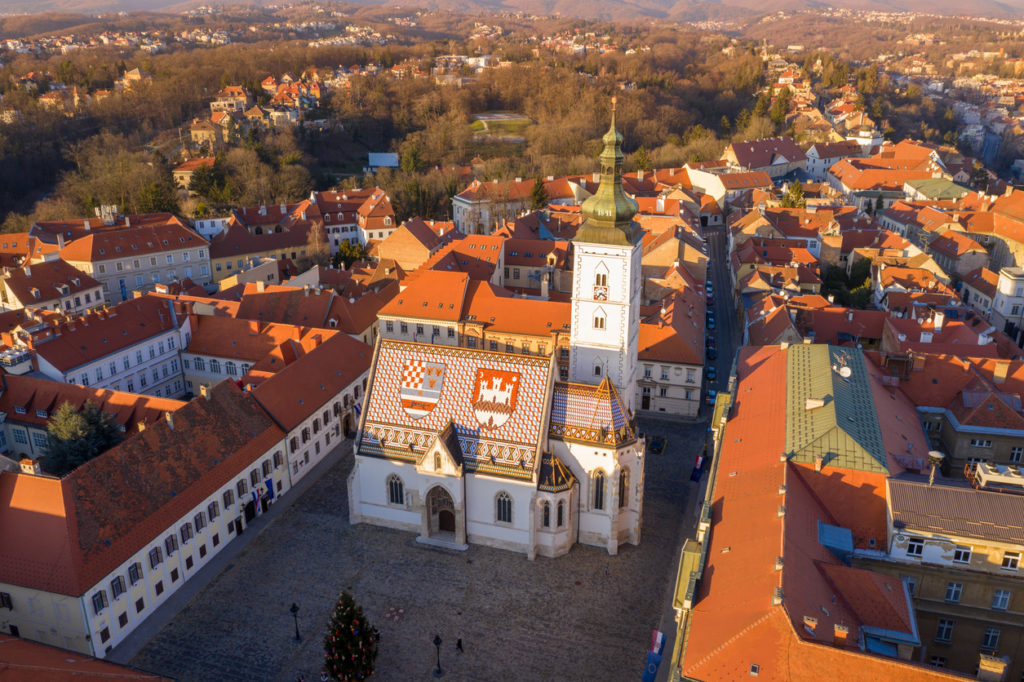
[
  {"xmin": 18, "ymin": 458, "xmax": 40, "ymax": 475},
  {"xmin": 24, "ymin": 265, "xmax": 31, "ymax": 278},
  {"xmin": 833, "ymin": 624, "xmax": 849, "ymax": 647},
  {"xmin": 304, "ymin": 285, "xmax": 310, "ymax": 297},
  {"xmin": 993, "ymin": 360, "xmax": 1010, "ymax": 384},
  {"xmin": 256, "ymin": 280, "xmax": 266, "ymax": 293},
  {"xmin": 57, "ymin": 233, "xmax": 65, "ymax": 250},
  {"xmin": 125, "ymin": 216, "xmax": 130, "ymax": 228},
  {"xmin": 165, "ymin": 411, "xmax": 174, "ymax": 430},
  {"xmin": 933, "ymin": 310, "xmax": 944, "ymax": 333},
  {"xmin": 977, "ymin": 654, "xmax": 1008, "ymax": 682},
  {"xmin": 814, "ymin": 454, "xmax": 824, "ymax": 472},
  {"xmin": 846, "ymin": 309, "xmax": 853, "ymax": 322},
  {"xmin": 83, "ymin": 219, "xmax": 91, "ymax": 231},
  {"xmin": 137, "ymin": 421, "xmax": 146, "ymax": 432},
  {"xmin": 200, "ymin": 385, "xmax": 211, "ymax": 400},
  {"xmin": 280, "ymin": 203, "xmax": 287, "ymax": 214}
]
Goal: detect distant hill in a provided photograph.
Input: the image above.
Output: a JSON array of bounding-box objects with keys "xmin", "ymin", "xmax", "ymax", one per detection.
[{"xmin": 0, "ymin": 0, "xmax": 1021, "ymax": 25}]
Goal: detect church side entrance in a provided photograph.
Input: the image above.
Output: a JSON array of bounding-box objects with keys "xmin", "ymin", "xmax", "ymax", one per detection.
[{"xmin": 427, "ymin": 486, "xmax": 455, "ymax": 538}]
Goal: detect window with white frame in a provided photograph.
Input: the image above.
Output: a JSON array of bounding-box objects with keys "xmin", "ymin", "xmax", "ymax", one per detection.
[
  {"xmin": 971, "ymin": 438, "xmax": 993, "ymax": 448},
  {"xmin": 953, "ymin": 546, "xmax": 971, "ymax": 564},
  {"xmin": 1003, "ymin": 552, "xmax": 1020, "ymax": 570},
  {"xmin": 982, "ymin": 627, "xmax": 1000, "ymax": 651},
  {"xmin": 945, "ymin": 582, "xmax": 963, "ymax": 603},
  {"xmin": 993, "ymin": 589, "xmax": 1011, "ymax": 611},
  {"xmin": 935, "ymin": 619, "xmax": 954, "ymax": 643},
  {"xmin": 1012, "ymin": 447, "xmax": 1023, "ymax": 463},
  {"xmin": 906, "ymin": 537, "xmax": 924, "ymax": 557}
]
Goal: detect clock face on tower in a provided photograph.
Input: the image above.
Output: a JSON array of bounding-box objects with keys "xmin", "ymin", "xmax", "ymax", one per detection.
[{"xmin": 593, "ymin": 285, "xmax": 608, "ymax": 301}]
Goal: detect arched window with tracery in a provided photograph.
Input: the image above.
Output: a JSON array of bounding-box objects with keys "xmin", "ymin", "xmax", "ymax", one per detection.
[
  {"xmin": 387, "ymin": 474, "xmax": 404, "ymax": 505},
  {"xmin": 496, "ymin": 492, "xmax": 512, "ymax": 523},
  {"xmin": 593, "ymin": 471, "xmax": 606, "ymax": 510}
]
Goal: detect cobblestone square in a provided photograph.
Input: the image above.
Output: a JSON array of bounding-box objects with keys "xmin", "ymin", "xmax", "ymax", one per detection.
[{"xmin": 129, "ymin": 418, "xmax": 704, "ymax": 681}]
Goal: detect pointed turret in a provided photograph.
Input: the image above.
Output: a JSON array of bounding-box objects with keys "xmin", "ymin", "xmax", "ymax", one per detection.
[{"xmin": 575, "ymin": 97, "xmax": 642, "ymax": 247}]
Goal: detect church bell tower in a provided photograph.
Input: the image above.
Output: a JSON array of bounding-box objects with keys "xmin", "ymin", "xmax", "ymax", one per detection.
[{"xmin": 568, "ymin": 98, "xmax": 642, "ymax": 413}]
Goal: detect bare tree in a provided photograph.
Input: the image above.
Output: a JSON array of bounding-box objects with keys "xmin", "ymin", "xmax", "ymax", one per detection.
[{"xmin": 306, "ymin": 221, "xmax": 331, "ymax": 269}]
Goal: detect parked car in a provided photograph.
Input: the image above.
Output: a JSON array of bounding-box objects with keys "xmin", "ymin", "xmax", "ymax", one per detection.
[
  {"xmin": 705, "ymin": 335, "xmax": 716, "ymax": 347},
  {"xmin": 707, "ymin": 318, "xmax": 716, "ymax": 330},
  {"xmin": 706, "ymin": 294, "xmax": 714, "ymax": 305},
  {"xmin": 705, "ymin": 389, "xmax": 718, "ymax": 405},
  {"xmin": 705, "ymin": 282, "xmax": 713, "ymax": 294},
  {"xmin": 706, "ymin": 365, "xmax": 717, "ymax": 380},
  {"xmin": 706, "ymin": 347, "xmax": 717, "ymax": 360}
]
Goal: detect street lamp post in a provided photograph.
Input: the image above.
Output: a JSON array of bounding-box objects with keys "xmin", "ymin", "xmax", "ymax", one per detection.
[
  {"xmin": 432, "ymin": 634, "xmax": 443, "ymax": 678},
  {"xmin": 290, "ymin": 603, "xmax": 301, "ymax": 642}
]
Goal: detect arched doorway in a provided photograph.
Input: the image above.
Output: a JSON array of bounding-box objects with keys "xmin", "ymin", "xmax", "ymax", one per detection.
[
  {"xmin": 426, "ymin": 486, "xmax": 455, "ymax": 538},
  {"xmin": 343, "ymin": 414, "xmax": 354, "ymax": 439}
]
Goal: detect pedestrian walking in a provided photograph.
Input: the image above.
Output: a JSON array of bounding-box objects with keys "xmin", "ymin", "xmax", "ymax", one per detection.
[{"xmin": 456, "ymin": 638, "xmax": 464, "ymax": 654}]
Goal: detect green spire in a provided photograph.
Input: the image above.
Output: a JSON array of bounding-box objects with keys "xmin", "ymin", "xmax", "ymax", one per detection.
[{"xmin": 575, "ymin": 97, "xmax": 641, "ymax": 247}]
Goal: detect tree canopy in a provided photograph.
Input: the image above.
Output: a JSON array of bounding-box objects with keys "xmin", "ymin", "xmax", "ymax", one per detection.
[{"xmin": 42, "ymin": 401, "xmax": 123, "ymax": 476}]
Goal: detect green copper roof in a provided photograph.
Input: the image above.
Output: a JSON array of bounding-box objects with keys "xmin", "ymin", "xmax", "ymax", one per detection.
[
  {"xmin": 784, "ymin": 344, "xmax": 888, "ymax": 473},
  {"xmin": 904, "ymin": 177, "xmax": 969, "ymax": 201},
  {"xmin": 575, "ymin": 101, "xmax": 642, "ymax": 247}
]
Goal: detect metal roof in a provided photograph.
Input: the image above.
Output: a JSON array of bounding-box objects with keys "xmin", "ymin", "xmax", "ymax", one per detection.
[
  {"xmin": 785, "ymin": 344, "xmax": 887, "ymax": 473},
  {"xmin": 889, "ymin": 475, "xmax": 1024, "ymax": 546}
]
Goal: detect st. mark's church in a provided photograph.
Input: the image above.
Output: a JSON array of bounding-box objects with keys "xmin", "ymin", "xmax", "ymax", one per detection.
[{"xmin": 347, "ymin": 107, "xmax": 647, "ymax": 559}]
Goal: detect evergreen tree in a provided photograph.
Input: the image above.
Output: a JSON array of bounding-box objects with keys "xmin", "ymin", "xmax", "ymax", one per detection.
[
  {"xmin": 43, "ymin": 401, "xmax": 122, "ymax": 476},
  {"xmin": 333, "ymin": 241, "xmax": 367, "ymax": 269},
  {"xmin": 529, "ymin": 176, "xmax": 548, "ymax": 210},
  {"xmin": 323, "ymin": 591, "xmax": 377, "ymax": 681},
  {"xmin": 633, "ymin": 146, "xmax": 652, "ymax": 173}
]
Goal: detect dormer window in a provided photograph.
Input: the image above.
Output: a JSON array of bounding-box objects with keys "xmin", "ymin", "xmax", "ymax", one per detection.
[
  {"xmin": 14, "ymin": 406, "xmax": 25, "ymax": 415},
  {"xmin": 35, "ymin": 409, "xmax": 46, "ymax": 418}
]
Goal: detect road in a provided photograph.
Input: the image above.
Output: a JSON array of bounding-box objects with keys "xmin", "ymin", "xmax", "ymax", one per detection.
[{"xmin": 704, "ymin": 224, "xmax": 740, "ymax": 398}]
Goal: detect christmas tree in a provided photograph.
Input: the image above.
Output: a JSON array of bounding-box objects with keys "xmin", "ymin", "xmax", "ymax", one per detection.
[{"xmin": 323, "ymin": 591, "xmax": 377, "ymax": 681}]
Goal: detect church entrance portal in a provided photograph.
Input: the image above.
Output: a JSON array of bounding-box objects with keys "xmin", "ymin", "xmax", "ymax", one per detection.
[
  {"xmin": 427, "ymin": 486, "xmax": 455, "ymax": 538},
  {"xmin": 439, "ymin": 509, "xmax": 455, "ymax": 532}
]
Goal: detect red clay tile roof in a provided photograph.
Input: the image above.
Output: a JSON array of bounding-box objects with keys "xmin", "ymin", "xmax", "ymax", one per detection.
[
  {"xmin": 0, "ymin": 634, "xmax": 171, "ymax": 680},
  {"xmin": 681, "ymin": 345, "xmax": 961, "ymax": 681},
  {"xmin": 234, "ymin": 283, "xmax": 334, "ymax": 327},
  {"xmin": 0, "ymin": 380, "xmax": 284, "ymax": 596},
  {"xmin": 0, "ymin": 374, "xmax": 184, "ymax": 433},
  {"xmin": 2, "ymin": 259, "xmax": 101, "ymax": 306},
  {"xmin": 962, "ymin": 267, "xmax": 998, "ymax": 299},
  {"xmin": 929, "ymin": 231, "xmax": 985, "ymax": 259},
  {"xmin": 28, "ymin": 296, "xmax": 185, "ymax": 373},
  {"xmin": 187, "ymin": 315, "xmax": 337, "ymax": 363},
  {"xmin": 54, "ymin": 220, "xmax": 206, "ymax": 263},
  {"xmin": 379, "ymin": 270, "xmax": 468, "ymax": 322},
  {"xmin": 252, "ymin": 331, "xmax": 371, "ymax": 431},
  {"xmin": 638, "ymin": 290, "xmax": 704, "ymax": 364},
  {"xmin": 172, "ymin": 157, "xmax": 215, "ymax": 173},
  {"xmin": 725, "ymin": 136, "xmax": 807, "ymax": 169}
]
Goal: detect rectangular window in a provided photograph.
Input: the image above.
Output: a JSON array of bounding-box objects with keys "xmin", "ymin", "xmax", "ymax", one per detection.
[
  {"xmin": 180, "ymin": 522, "xmax": 193, "ymax": 544},
  {"xmin": 223, "ymin": 490, "xmax": 234, "ymax": 508},
  {"xmin": 110, "ymin": 575, "xmax": 126, "ymax": 600},
  {"xmin": 1003, "ymin": 552, "xmax": 1020, "ymax": 570},
  {"xmin": 906, "ymin": 537, "xmax": 924, "ymax": 557},
  {"xmin": 447, "ymin": 328, "xmax": 455, "ymax": 338},
  {"xmin": 207, "ymin": 501, "xmax": 219, "ymax": 520},
  {"xmin": 1012, "ymin": 447, "xmax": 1023, "ymax": 463},
  {"xmin": 935, "ymin": 619, "xmax": 954, "ymax": 643},
  {"xmin": 993, "ymin": 589, "xmax": 1011, "ymax": 610},
  {"xmin": 128, "ymin": 562, "xmax": 141, "ymax": 585},
  {"xmin": 194, "ymin": 512, "xmax": 206, "ymax": 532},
  {"xmin": 971, "ymin": 438, "xmax": 993, "ymax": 448},
  {"xmin": 385, "ymin": 321, "xmax": 394, "ymax": 333},
  {"xmin": 92, "ymin": 590, "xmax": 108, "ymax": 615},
  {"xmin": 148, "ymin": 546, "xmax": 162, "ymax": 569},
  {"xmin": 165, "ymin": 534, "xmax": 178, "ymax": 556},
  {"xmin": 135, "ymin": 597, "xmax": 145, "ymax": 613},
  {"xmin": 953, "ymin": 546, "xmax": 971, "ymax": 564},
  {"xmin": 982, "ymin": 627, "xmax": 1000, "ymax": 651},
  {"xmin": 930, "ymin": 657, "xmax": 945, "ymax": 668},
  {"xmin": 945, "ymin": 582, "xmax": 963, "ymax": 603}
]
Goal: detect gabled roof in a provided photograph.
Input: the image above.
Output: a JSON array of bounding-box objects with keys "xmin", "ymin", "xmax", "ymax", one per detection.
[
  {"xmin": 0, "ymin": 375, "xmax": 184, "ymax": 432},
  {"xmin": 29, "ymin": 296, "xmax": 185, "ymax": 373},
  {"xmin": 378, "ymin": 270, "xmax": 468, "ymax": 322},
  {"xmin": 0, "ymin": 381, "xmax": 284, "ymax": 596},
  {"xmin": 725, "ymin": 136, "xmax": 807, "ymax": 169},
  {"xmin": 234, "ymin": 283, "xmax": 334, "ymax": 327},
  {"xmin": 252, "ymin": 331, "xmax": 372, "ymax": 431},
  {"xmin": 49, "ymin": 219, "xmax": 206, "ymax": 263},
  {"xmin": 2, "ymin": 259, "xmax": 101, "ymax": 305},
  {"xmin": 962, "ymin": 267, "xmax": 998, "ymax": 299},
  {"xmin": 359, "ymin": 339, "xmax": 552, "ymax": 482}
]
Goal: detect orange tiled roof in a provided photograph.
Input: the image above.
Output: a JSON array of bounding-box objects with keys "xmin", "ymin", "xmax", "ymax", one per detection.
[
  {"xmin": 0, "ymin": 381, "xmax": 284, "ymax": 596},
  {"xmin": 0, "ymin": 635, "xmax": 171, "ymax": 680}
]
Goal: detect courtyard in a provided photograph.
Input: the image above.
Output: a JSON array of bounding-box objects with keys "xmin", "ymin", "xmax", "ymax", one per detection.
[{"xmin": 128, "ymin": 417, "xmax": 705, "ymax": 681}]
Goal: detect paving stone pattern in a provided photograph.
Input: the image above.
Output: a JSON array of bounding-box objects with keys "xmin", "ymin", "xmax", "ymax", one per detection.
[{"xmin": 129, "ymin": 418, "xmax": 703, "ymax": 681}]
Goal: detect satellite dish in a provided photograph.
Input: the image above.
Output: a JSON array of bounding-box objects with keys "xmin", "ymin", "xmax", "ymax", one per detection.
[{"xmin": 839, "ymin": 366, "xmax": 852, "ymax": 378}]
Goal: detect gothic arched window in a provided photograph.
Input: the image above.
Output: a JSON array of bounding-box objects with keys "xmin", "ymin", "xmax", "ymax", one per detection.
[
  {"xmin": 542, "ymin": 502, "xmax": 551, "ymax": 528},
  {"xmin": 557, "ymin": 501, "xmax": 565, "ymax": 527},
  {"xmin": 387, "ymin": 475, "xmax": 404, "ymax": 505},
  {"xmin": 593, "ymin": 471, "xmax": 606, "ymax": 510},
  {"xmin": 619, "ymin": 468, "xmax": 629, "ymax": 508},
  {"xmin": 496, "ymin": 492, "xmax": 512, "ymax": 523}
]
